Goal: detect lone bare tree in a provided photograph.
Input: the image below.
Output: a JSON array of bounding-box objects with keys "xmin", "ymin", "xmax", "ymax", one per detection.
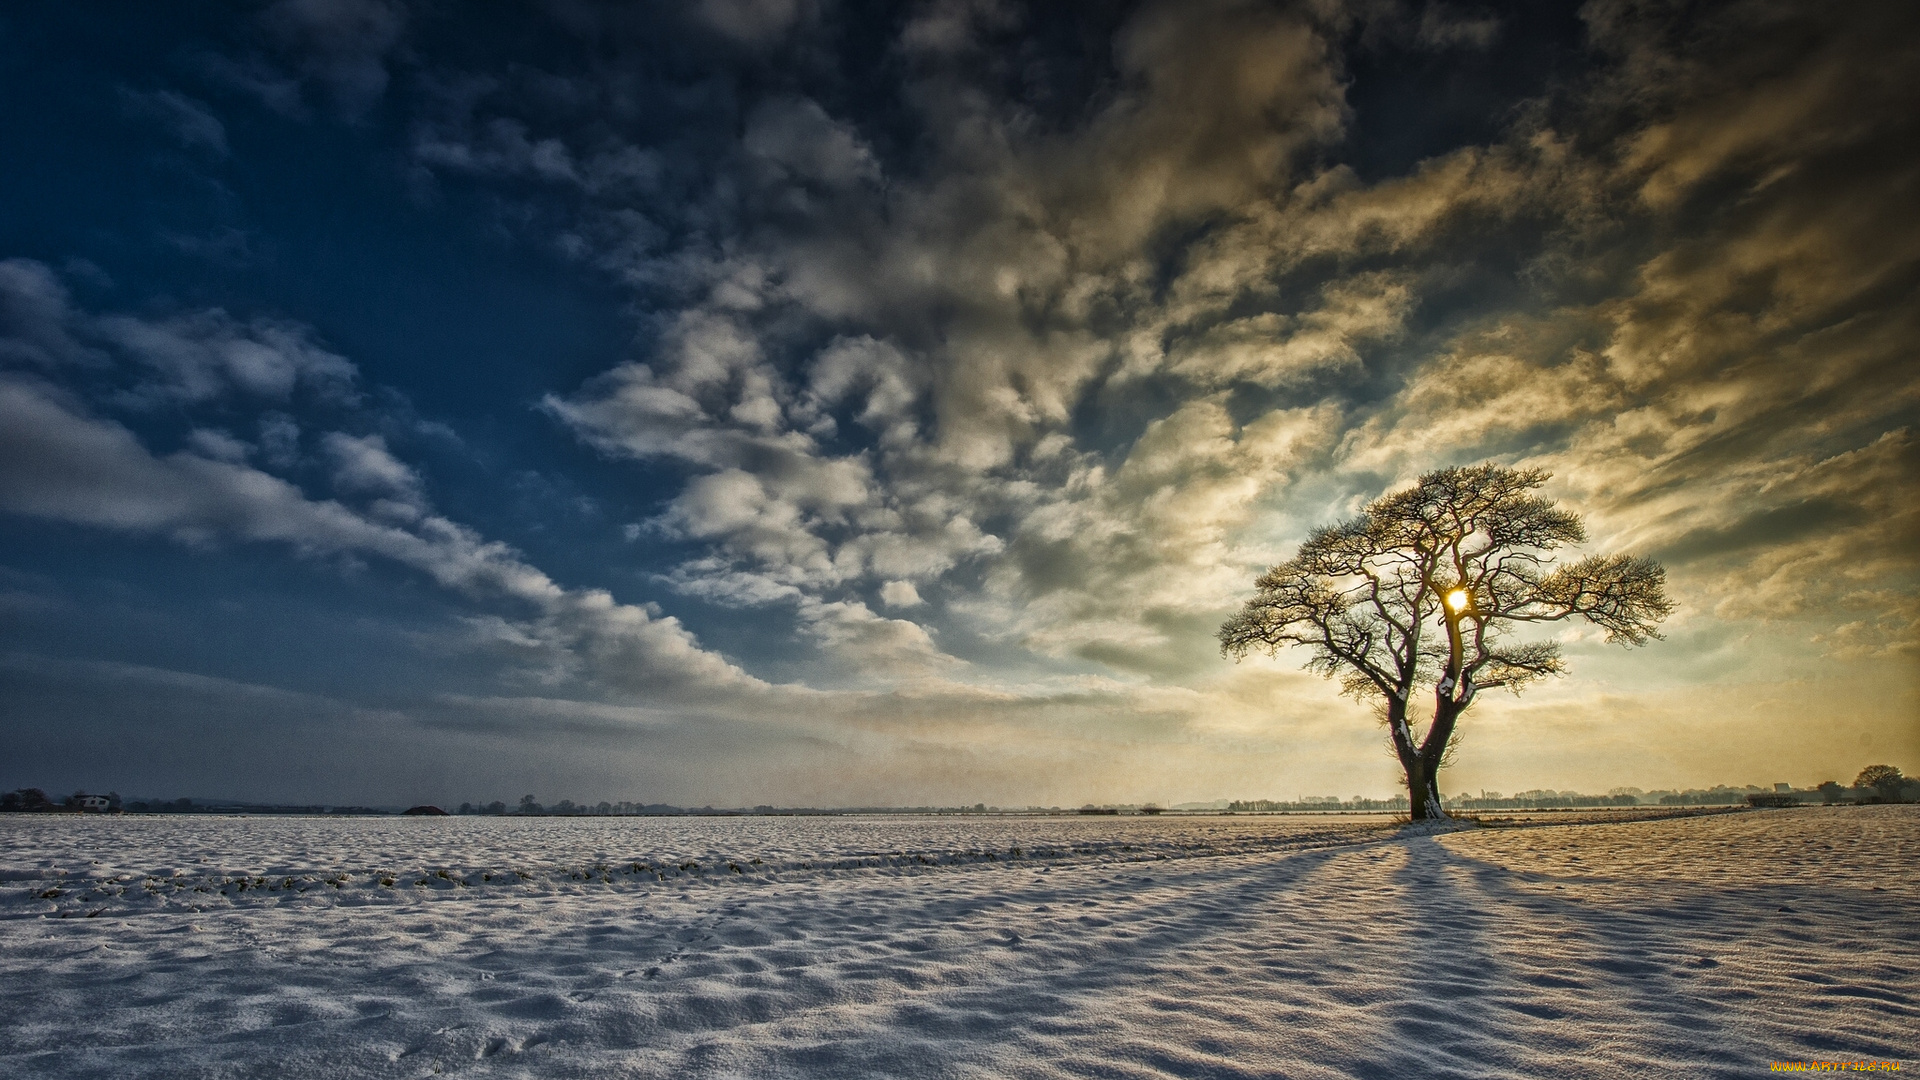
[{"xmin": 1220, "ymin": 464, "xmax": 1672, "ymax": 821}]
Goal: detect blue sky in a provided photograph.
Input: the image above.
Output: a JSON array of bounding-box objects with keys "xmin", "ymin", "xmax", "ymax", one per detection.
[{"xmin": 2, "ymin": 0, "xmax": 1915, "ymax": 807}]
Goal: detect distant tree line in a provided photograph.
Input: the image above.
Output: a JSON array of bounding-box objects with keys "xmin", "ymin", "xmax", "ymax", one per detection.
[
  {"xmin": 1228, "ymin": 796, "xmax": 1412, "ymax": 812},
  {"xmin": 454, "ymin": 799, "xmax": 1107, "ymax": 816},
  {"xmin": 453, "ymin": 797, "xmax": 694, "ymax": 816},
  {"xmin": 1221, "ymin": 767, "xmax": 1916, "ymax": 813},
  {"xmin": 1443, "ymin": 767, "xmax": 1915, "ymax": 809},
  {"xmin": 0, "ymin": 789, "xmax": 119, "ymax": 812},
  {"xmin": 456, "ymin": 797, "xmax": 878, "ymax": 816},
  {"xmin": 1450, "ymin": 791, "xmax": 1641, "ymax": 809},
  {"xmin": 6, "ymin": 766, "xmax": 1910, "ymax": 817},
  {"xmin": 0, "ymin": 791, "xmax": 383, "ymax": 814}
]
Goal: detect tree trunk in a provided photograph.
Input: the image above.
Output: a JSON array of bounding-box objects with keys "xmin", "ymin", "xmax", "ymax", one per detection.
[
  {"xmin": 1382, "ymin": 695, "xmax": 1444, "ymax": 821},
  {"xmin": 1404, "ymin": 755, "xmax": 1448, "ymax": 821},
  {"xmin": 1411, "ymin": 691, "xmax": 1465, "ymax": 822}
]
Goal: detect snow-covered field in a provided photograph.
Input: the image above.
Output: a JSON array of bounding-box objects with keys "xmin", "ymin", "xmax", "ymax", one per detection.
[{"xmin": 2, "ymin": 807, "xmax": 1913, "ymax": 1078}]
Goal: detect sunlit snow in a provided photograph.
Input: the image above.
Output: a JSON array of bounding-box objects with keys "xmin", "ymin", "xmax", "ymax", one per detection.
[{"xmin": 2, "ymin": 808, "xmax": 1913, "ymax": 1076}]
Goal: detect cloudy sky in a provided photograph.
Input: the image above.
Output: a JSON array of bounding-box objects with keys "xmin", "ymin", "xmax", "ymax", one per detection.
[{"xmin": 2, "ymin": 0, "xmax": 1914, "ymax": 807}]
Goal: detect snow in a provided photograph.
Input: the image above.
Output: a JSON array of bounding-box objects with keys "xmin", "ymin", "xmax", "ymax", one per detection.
[{"xmin": 2, "ymin": 807, "xmax": 1913, "ymax": 1077}]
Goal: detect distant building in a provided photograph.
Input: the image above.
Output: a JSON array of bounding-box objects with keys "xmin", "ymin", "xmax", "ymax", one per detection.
[
  {"xmin": 1774, "ymin": 783, "xmax": 1791, "ymax": 794},
  {"xmin": 76, "ymin": 795, "xmax": 110, "ymax": 812}
]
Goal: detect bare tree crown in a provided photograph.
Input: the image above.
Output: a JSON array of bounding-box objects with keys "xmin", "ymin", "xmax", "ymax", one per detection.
[{"xmin": 1220, "ymin": 464, "xmax": 1672, "ymax": 709}]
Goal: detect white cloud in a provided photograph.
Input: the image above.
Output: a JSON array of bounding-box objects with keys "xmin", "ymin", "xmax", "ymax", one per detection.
[
  {"xmin": 0, "ymin": 372, "xmax": 762, "ymax": 703},
  {"xmin": 796, "ymin": 597, "xmax": 961, "ymax": 680},
  {"xmin": 186, "ymin": 428, "xmax": 251, "ymax": 464},
  {"xmin": 0, "ymin": 261, "xmax": 357, "ymax": 406},
  {"xmin": 87, "ymin": 305, "xmax": 359, "ymax": 403},
  {"xmin": 321, "ymin": 431, "xmax": 423, "ymax": 505},
  {"xmin": 879, "ymin": 580, "xmax": 923, "ymax": 608},
  {"xmin": 1163, "ymin": 273, "xmax": 1415, "ymax": 388},
  {"xmin": 0, "ymin": 260, "xmax": 96, "ymax": 369}
]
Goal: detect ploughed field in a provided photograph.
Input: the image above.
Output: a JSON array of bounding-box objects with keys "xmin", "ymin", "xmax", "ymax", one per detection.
[{"xmin": 2, "ymin": 807, "xmax": 1913, "ymax": 1078}]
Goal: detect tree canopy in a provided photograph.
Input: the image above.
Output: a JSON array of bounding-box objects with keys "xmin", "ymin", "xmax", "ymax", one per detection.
[
  {"xmin": 1221, "ymin": 463, "xmax": 1672, "ymax": 820},
  {"xmin": 1855, "ymin": 764, "xmax": 1905, "ymax": 799}
]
